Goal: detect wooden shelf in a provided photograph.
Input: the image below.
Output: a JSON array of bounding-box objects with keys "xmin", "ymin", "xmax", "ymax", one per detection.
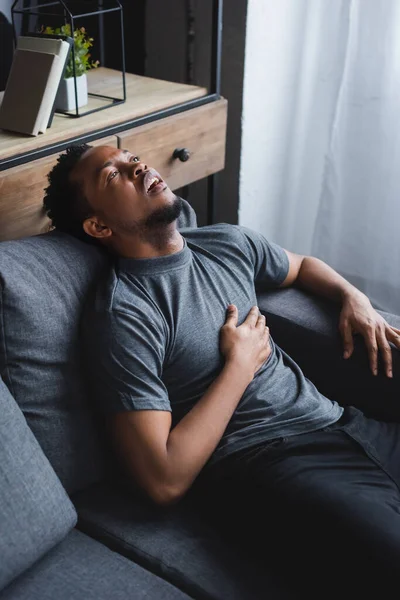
[{"xmin": 0, "ymin": 67, "xmax": 207, "ymax": 162}]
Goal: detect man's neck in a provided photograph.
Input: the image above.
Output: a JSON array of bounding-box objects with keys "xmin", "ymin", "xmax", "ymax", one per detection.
[{"xmin": 112, "ymin": 224, "xmax": 184, "ymax": 259}]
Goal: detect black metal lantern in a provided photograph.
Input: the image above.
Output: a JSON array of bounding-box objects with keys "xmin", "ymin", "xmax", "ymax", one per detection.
[{"xmin": 11, "ymin": 0, "xmax": 126, "ymax": 119}]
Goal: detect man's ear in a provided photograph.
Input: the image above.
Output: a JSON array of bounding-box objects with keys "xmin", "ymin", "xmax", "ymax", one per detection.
[{"xmin": 83, "ymin": 216, "xmax": 112, "ymax": 240}]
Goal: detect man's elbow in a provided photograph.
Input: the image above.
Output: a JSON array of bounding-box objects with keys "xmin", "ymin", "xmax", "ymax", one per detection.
[{"xmin": 147, "ymin": 482, "xmax": 186, "ymax": 507}]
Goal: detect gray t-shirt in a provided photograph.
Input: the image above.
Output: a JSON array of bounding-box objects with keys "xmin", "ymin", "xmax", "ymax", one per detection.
[{"xmin": 83, "ymin": 224, "xmax": 343, "ymax": 463}]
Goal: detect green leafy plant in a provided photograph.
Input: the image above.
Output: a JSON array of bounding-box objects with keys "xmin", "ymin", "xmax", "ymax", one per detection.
[{"xmin": 41, "ymin": 24, "xmax": 100, "ymax": 78}]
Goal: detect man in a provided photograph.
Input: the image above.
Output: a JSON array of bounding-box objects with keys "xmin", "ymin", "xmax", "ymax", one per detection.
[{"xmin": 44, "ymin": 144, "xmax": 400, "ymax": 594}]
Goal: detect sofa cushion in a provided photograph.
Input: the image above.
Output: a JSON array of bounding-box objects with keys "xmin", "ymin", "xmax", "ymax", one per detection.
[
  {"xmin": 0, "ymin": 376, "xmax": 77, "ymax": 591},
  {"xmin": 0, "ymin": 529, "xmax": 190, "ymax": 600},
  {"xmin": 73, "ymin": 481, "xmax": 292, "ymax": 600},
  {"xmin": 0, "ymin": 199, "xmax": 197, "ymax": 494},
  {"xmin": 257, "ymin": 287, "xmax": 400, "ymax": 421},
  {"xmin": 0, "ymin": 231, "xmax": 109, "ymax": 494}
]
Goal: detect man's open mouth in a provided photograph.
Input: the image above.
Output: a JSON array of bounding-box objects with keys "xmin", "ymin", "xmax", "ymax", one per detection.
[
  {"xmin": 143, "ymin": 171, "xmax": 166, "ymax": 195},
  {"xmin": 147, "ymin": 176, "xmax": 161, "ymax": 192}
]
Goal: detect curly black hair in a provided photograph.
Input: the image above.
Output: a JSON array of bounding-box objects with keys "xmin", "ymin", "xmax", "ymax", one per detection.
[{"xmin": 43, "ymin": 144, "xmax": 98, "ymax": 244}]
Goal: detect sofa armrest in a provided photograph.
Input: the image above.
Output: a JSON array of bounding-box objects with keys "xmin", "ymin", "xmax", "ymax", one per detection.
[{"xmin": 257, "ymin": 287, "xmax": 400, "ymax": 421}]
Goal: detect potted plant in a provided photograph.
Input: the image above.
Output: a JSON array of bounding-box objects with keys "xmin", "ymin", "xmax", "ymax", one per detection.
[{"xmin": 42, "ymin": 24, "xmax": 99, "ymax": 111}]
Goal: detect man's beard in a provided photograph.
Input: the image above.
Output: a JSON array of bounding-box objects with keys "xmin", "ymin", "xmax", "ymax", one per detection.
[
  {"xmin": 110, "ymin": 194, "xmax": 183, "ymax": 248},
  {"xmin": 143, "ymin": 194, "xmax": 183, "ymax": 229}
]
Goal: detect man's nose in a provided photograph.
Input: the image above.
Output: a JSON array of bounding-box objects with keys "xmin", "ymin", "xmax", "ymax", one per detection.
[{"xmin": 132, "ymin": 161, "xmax": 148, "ymax": 178}]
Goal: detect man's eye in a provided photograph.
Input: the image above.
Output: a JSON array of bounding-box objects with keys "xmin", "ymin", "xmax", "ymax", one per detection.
[
  {"xmin": 130, "ymin": 156, "xmax": 140, "ymax": 163},
  {"xmin": 108, "ymin": 170, "xmax": 119, "ymax": 182}
]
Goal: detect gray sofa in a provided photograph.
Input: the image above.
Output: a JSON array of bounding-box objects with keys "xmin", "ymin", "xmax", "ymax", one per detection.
[{"xmin": 1, "ymin": 201, "xmax": 399, "ymax": 599}]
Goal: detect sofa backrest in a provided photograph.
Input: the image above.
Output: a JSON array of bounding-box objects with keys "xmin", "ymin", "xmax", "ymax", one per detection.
[
  {"xmin": 0, "ymin": 198, "xmax": 197, "ymax": 494},
  {"xmin": 0, "ymin": 231, "xmax": 109, "ymax": 493},
  {"xmin": 0, "ymin": 375, "xmax": 77, "ymax": 590}
]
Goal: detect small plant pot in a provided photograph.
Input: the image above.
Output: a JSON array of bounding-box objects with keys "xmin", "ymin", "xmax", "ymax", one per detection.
[{"xmin": 55, "ymin": 74, "xmax": 88, "ymax": 112}]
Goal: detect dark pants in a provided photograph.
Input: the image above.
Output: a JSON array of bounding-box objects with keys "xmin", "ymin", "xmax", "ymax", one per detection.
[{"xmin": 193, "ymin": 407, "xmax": 400, "ymax": 598}]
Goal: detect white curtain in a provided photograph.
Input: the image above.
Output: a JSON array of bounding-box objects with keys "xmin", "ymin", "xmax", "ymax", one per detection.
[{"xmin": 239, "ymin": 0, "xmax": 400, "ymax": 314}]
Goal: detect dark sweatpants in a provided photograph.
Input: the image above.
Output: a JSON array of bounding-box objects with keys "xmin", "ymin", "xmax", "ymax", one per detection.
[{"xmin": 193, "ymin": 407, "xmax": 400, "ymax": 598}]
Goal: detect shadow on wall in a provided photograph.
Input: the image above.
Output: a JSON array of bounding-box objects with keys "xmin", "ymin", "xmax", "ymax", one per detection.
[{"xmin": 0, "ymin": 12, "xmax": 13, "ymax": 91}]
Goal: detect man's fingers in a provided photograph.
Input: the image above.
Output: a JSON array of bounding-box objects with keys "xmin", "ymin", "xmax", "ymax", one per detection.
[
  {"xmin": 362, "ymin": 329, "xmax": 379, "ymax": 375},
  {"xmin": 341, "ymin": 321, "xmax": 354, "ymax": 359},
  {"xmin": 377, "ymin": 327, "xmax": 393, "ymax": 378},
  {"xmin": 256, "ymin": 313, "xmax": 266, "ymax": 330},
  {"xmin": 387, "ymin": 327, "xmax": 400, "ymax": 350},
  {"xmin": 245, "ymin": 305, "xmax": 260, "ymax": 327},
  {"xmin": 225, "ymin": 304, "xmax": 238, "ymax": 327},
  {"xmin": 389, "ymin": 326, "xmax": 400, "ymax": 340}
]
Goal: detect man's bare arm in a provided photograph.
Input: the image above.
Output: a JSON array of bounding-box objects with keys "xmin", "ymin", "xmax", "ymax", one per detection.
[
  {"xmin": 112, "ymin": 305, "xmax": 271, "ymax": 506},
  {"xmin": 281, "ymin": 250, "xmax": 356, "ymax": 301},
  {"xmin": 280, "ymin": 250, "xmax": 400, "ymax": 376}
]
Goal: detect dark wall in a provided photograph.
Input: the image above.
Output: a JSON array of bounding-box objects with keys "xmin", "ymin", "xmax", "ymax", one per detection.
[
  {"xmin": 0, "ymin": 11, "xmax": 13, "ymax": 91},
  {"xmin": 145, "ymin": 0, "xmax": 212, "ymax": 89},
  {"xmin": 0, "ymin": 0, "xmax": 14, "ymax": 91},
  {"xmin": 103, "ymin": 0, "xmax": 146, "ymax": 75},
  {"xmin": 218, "ymin": 0, "xmax": 248, "ymax": 224}
]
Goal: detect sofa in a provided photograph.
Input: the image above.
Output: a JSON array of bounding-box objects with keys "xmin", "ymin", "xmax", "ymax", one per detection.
[{"xmin": 1, "ymin": 199, "xmax": 399, "ymax": 599}]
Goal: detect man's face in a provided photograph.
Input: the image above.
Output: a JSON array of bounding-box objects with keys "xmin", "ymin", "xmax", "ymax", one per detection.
[{"xmin": 70, "ymin": 145, "xmax": 180, "ymax": 241}]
